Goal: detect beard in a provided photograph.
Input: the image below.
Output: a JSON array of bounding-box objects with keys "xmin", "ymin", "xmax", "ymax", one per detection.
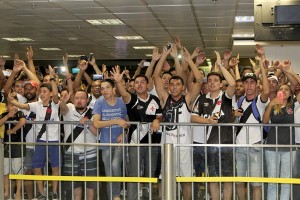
[
  {"xmin": 75, "ymin": 105, "xmax": 86, "ymax": 111},
  {"xmin": 25, "ymin": 93, "xmax": 36, "ymax": 101}
]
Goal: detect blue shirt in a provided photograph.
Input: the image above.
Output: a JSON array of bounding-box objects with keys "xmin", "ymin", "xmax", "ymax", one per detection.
[{"xmin": 93, "ymin": 97, "xmax": 127, "ymax": 146}]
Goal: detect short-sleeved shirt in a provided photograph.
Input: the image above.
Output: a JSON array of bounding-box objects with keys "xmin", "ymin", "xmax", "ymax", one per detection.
[
  {"xmin": 236, "ymin": 94, "xmax": 269, "ymax": 144},
  {"xmin": 126, "ymin": 93, "xmax": 162, "ymax": 144},
  {"xmin": 192, "ymin": 91, "xmax": 233, "ymax": 144},
  {"xmin": 28, "ymin": 101, "xmax": 60, "ymax": 141},
  {"xmin": 1, "ymin": 111, "xmax": 26, "ymax": 158},
  {"xmin": 22, "ymin": 109, "xmax": 36, "ymax": 149},
  {"xmin": 93, "ymin": 97, "xmax": 127, "ymax": 147},
  {"xmin": 63, "ymin": 104, "xmax": 96, "ymax": 153}
]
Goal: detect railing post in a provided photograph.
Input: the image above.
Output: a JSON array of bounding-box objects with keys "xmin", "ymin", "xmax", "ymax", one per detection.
[
  {"xmin": 164, "ymin": 143, "xmax": 175, "ymax": 200},
  {"xmin": 0, "ymin": 139, "xmax": 4, "ymax": 199}
]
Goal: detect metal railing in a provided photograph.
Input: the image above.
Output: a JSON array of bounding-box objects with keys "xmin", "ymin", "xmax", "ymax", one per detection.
[{"xmin": 1, "ymin": 121, "xmax": 300, "ymax": 200}]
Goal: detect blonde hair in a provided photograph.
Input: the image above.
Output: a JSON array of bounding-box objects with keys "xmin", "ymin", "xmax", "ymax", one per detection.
[{"xmin": 273, "ymin": 83, "xmax": 293, "ymax": 115}]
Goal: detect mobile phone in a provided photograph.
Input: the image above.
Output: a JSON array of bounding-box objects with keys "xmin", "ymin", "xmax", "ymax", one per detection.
[
  {"xmin": 88, "ymin": 53, "xmax": 93, "ymax": 62},
  {"xmin": 143, "ymin": 61, "xmax": 150, "ymax": 67},
  {"xmin": 54, "ymin": 66, "xmax": 66, "ymax": 74},
  {"xmin": 92, "ymin": 74, "xmax": 104, "ymax": 80},
  {"xmin": 277, "ymin": 91, "xmax": 284, "ymax": 104},
  {"xmin": 72, "ymin": 68, "xmax": 80, "ymax": 74},
  {"xmin": 79, "ymin": 55, "xmax": 88, "ymax": 62},
  {"xmin": 2, "ymin": 70, "xmax": 11, "ymax": 77}
]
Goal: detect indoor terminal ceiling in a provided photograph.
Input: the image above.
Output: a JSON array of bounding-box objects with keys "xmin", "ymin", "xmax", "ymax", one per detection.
[{"xmin": 0, "ymin": 0, "xmax": 255, "ymax": 60}]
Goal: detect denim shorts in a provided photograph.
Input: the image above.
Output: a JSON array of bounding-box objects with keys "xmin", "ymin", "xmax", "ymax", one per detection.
[{"xmin": 236, "ymin": 146, "xmax": 263, "ymax": 186}]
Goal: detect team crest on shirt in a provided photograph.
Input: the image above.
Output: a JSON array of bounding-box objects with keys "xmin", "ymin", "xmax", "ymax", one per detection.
[
  {"xmin": 137, "ymin": 105, "xmax": 144, "ymax": 110},
  {"xmin": 217, "ymin": 100, "xmax": 222, "ymax": 105},
  {"xmin": 146, "ymin": 102, "xmax": 158, "ymax": 115},
  {"xmin": 287, "ymin": 107, "xmax": 293, "ymax": 114}
]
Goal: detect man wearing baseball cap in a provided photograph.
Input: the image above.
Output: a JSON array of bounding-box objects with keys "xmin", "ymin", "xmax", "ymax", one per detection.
[{"xmin": 268, "ymin": 75, "xmax": 279, "ymax": 100}]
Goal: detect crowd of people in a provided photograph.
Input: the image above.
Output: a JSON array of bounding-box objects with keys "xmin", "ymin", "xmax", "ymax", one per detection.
[{"xmin": 1, "ymin": 37, "xmax": 300, "ymax": 200}]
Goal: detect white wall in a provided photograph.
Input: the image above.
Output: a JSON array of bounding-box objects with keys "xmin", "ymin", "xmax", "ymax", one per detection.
[{"xmin": 264, "ymin": 45, "xmax": 300, "ymax": 73}]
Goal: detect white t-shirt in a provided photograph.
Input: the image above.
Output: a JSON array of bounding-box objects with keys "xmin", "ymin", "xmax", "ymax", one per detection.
[
  {"xmin": 88, "ymin": 94, "xmax": 98, "ymax": 109},
  {"xmin": 294, "ymin": 101, "xmax": 300, "ymax": 143},
  {"xmin": 17, "ymin": 93, "xmax": 27, "ymax": 104},
  {"xmin": 63, "ymin": 104, "xmax": 97, "ymax": 153},
  {"xmin": 28, "ymin": 101, "xmax": 60, "ymax": 141},
  {"xmin": 236, "ymin": 94, "xmax": 269, "ymax": 144}
]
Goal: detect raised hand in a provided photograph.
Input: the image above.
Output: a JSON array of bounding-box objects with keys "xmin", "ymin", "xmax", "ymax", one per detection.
[
  {"xmin": 256, "ymin": 44, "xmax": 265, "ymax": 56},
  {"xmin": 223, "ymin": 50, "xmax": 232, "ymax": 61},
  {"xmin": 195, "ymin": 52, "xmax": 206, "ymax": 66},
  {"xmin": 281, "ymin": 60, "xmax": 292, "ymax": 73},
  {"xmin": 102, "ymin": 64, "xmax": 107, "ymax": 73},
  {"xmin": 152, "ymin": 47, "xmax": 161, "ymax": 61},
  {"xmin": 78, "ymin": 60, "xmax": 88, "ymax": 71},
  {"xmin": 63, "ymin": 53, "xmax": 68, "ymax": 66},
  {"xmin": 0, "ymin": 56, "xmax": 6, "ymax": 67},
  {"xmin": 229, "ymin": 57, "xmax": 239, "ymax": 68},
  {"xmin": 88, "ymin": 55, "xmax": 96, "ymax": 66},
  {"xmin": 182, "ymin": 47, "xmax": 192, "ymax": 62},
  {"xmin": 110, "ymin": 65, "xmax": 125, "ymax": 83},
  {"xmin": 191, "ymin": 47, "xmax": 201, "ymax": 60},
  {"xmin": 26, "ymin": 46, "xmax": 33, "ymax": 60},
  {"xmin": 262, "ymin": 59, "xmax": 270, "ymax": 69},
  {"xmin": 214, "ymin": 51, "xmax": 222, "ymax": 66},
  {"xmin": 273, "ymin": 60, "xmax": 282, "ymax": 69},
  {"xmin": 48, "ymin": 65, "xmax": 55, "ymax": 77},
  {"xmin": 170, "ymin": 44, "xmax": 178, "ymax": 58},
  {"xmin": 13, "ymin": 59, "xmax": 26, "ymax": 73},
  {"xmin": 175, "ymin": 36, "xmax": 182, "ymax": 49}
]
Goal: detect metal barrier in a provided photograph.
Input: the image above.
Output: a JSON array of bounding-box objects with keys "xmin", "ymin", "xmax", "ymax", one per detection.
[{"xmin": 1, "ymin": 121, "xmax": 300, "ymax": 200}]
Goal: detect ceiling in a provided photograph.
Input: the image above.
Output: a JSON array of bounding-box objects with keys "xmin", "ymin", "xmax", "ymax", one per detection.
[{"xmin": 0, "ymin": 0, "xmax": 255, "ymax": 60}]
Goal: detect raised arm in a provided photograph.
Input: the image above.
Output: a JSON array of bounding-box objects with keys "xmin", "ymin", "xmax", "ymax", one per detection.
[
  {"xmin": 49, "ymin": 65, "xmax": 59, "ymax": 104},
  {"xmin": 26, "ymin": 46, "xmax": 36, "ymax": 74},
  {"xmin": 3, "ymin": 59, "xmax": 23, "ymax": 95},
  {"xmin": 74, "ymin": 60, "xmax": 88, "ymax": 92},
  {"xmin": 110, "ymin": 66, "xmax": 131, "ymax": 104},
  {"xmin": 89, "ymin": 55, "xmax": 102, "ymax": 74},
  {"xmin": 145, "ymin": 47, "xmax": 161, "ymax": 91},
  {"xmin": 259, "ymin": 58, "xmax": 270, "ymax": 102}
]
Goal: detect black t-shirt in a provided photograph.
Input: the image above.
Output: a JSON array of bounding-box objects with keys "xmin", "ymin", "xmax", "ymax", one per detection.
[
  {"xmin": 1, "ymin": 111, "xmax": 26, "ymax": 158},
  {"xmin": 266, "ymin": 103, "xmax": 295, "ymax": 151},
  {"xmin": 193, "ymin": 92, "xmax": 233, "ymax": 144},
  {"xmin": 126, "ymin": 93, "xmax": 162, "ymax": 143}
]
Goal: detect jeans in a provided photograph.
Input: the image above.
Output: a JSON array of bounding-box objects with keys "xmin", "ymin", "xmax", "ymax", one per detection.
[
  {"xmin": 127, "ymin": 146, "xmax": 158, "ymax": 200},
  {"xmin": 265, "ymin": 150, "xmax": 296, "ymax": 200},
  {"xmin": 102, "ymin": 146, "xmax": 123, "ymax": 199}
]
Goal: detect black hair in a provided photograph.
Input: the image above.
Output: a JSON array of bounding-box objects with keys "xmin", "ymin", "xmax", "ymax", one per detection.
[
  {"xmin": 207, "ymin": 72, "xmax": 223, "ymax": 82},
  {"xmin": 169, "ymin": 76, "xmax": 184, "ymax": 85},
  {"xmin": 134, "ymin": 75, "xmax": 149, "ymax": 83},
  {"xmin": 75, "ymin": 89, "xmax": 89, "ymax": 98},
  {"xmin": 101, "ymin": 78, "xmax": 115, "ymax": 88},
  {"xmin": 40, "ymin": 83, "xmax": 52, "ymax": 92}
]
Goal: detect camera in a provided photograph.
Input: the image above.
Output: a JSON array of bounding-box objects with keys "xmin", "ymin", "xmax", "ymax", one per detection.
[
  {"xmin": 143, "ymin": 61, "xmax": 150, "ymax": 67},
  {"xmin": 88, "ymin": 53, "xmax": 93, "ymax": 62},
  {"xmin": 165, "ymin": 43, "xmax": 172, "ymax": 51},
  {"xmin": 92, "ymin": 74, "xmax": 104, "ymax": 80}
]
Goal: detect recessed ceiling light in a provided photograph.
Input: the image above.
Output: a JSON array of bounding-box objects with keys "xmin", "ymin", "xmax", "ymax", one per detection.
[
  {"xmin": 87, "ymin": 19, "xmax": 124, "ymax": 25},
  {"xmin": 115, "ymin": 36, "xmax": 143, "ymax": 40},
  {"xmin": 40, "ymin": 48, "xmax": 61, "ymax": 51},
  {"xmin": 133, "ymin": 46, "xmax": 155, "ymax": 49},
  {"xmin": 235, "ymin": 16, "xmax": 254, "ymax": 23},
  {"xmin": 1, "ymin": 55, "xmax": 10, "ymax": 58},
  {"xmin": 233, "ymin": 40, "xmax": 255, "ymax": 46},
  {"xmin": 2, "ymin": 37, "xmax": 34, "ymax": 42},
  {"xmin": 68, "ymin": 37, "xmax": 78, "ymax": 41},
  {"xmin": 68, "ymin": 55, "xmax": 84, "ymax": 58},
  {"xmin": 232, "ymin": 33, "xmax": 254, "ymax": 38}
]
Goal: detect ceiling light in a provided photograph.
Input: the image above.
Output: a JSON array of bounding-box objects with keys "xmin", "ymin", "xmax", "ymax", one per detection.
[
  {"xmin": 235, "ymin": 16, "xmax": 254, "ymax": 23},
  {"xmin": 145, "ymin": 54, "xmax": 152, "ymax": 57},
  {"xmin": 206, "ymin": 59, "xmax": 211, "ymax": 62},
  {"xmin": 232, "ymin": 33, "xmax": 254, "ymax": 39},
  {"xmin": 2, "ymin": 37, "xmax": 34, "ymax": 42},
  {"xmin": 86, "ymin": 19, "xmax": 124, "ymax": 25},
  {"xmin": 40, "ymin": 48, "xmax": 61, "ymax": 51},
  {"xmin": 233, "ymin": 40, "xmax": 255, "ymax": 46},
  {"xmin": 68, "ymin": 55, "xmax": 84, "ymax": 58},
  {"xmin": 133, "ymin": 46, "xmax": 155, "ymax": 49},
  {"xmin": 115, "ymin": 36, "xmax": 143, "ymax": 40},
  {"xmin": 1, "ymin": 55, "xmax": 10, "ymax": 58}
]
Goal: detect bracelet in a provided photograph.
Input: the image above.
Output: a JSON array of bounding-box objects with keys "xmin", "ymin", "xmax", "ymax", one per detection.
[{"xmin": 66, "ymin": 76, "xmax": 71, "ymax": 81}]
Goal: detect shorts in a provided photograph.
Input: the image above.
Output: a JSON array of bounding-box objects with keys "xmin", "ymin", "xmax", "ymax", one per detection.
[
  {"xmin": 31, "ymin": 140, "xmax": 60, "ymax": 169},
  {"xmin": 4, "ymin": 158, "xmax": 23, "ymax": 175},
  {"xmin": 24, "ymin": 148, "xmax": 34, "ymax": 171},
  {"xmin": 236, "ymin": 146, "xmax": 263, "ymax": 186},
  {"xmin": 207, "ymin": 146, "xmax": 234, "ymax": 177},
  {"xmin": 63, "ymin": 150, "xmax": 97, "ymax": 189},
  {"xmin": 175, "ymin": 147, "xmax": 193, "ymax": 177}
]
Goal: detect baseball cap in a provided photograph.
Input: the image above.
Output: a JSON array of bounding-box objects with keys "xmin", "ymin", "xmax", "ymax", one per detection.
[
  {"xmin": 23, "ymin": 80, "xmax": 39, "ymax": 90},
  {"xmin": 241, "ymin": 73, "xmax": 257, "ymax": 82},
  {"xmin": 268, "ymin": 75, "xmax": 278, "ymax": 83}
]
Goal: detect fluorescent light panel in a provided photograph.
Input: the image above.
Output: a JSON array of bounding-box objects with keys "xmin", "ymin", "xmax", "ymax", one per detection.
[
  {"xmin": 87, "ymin": 19, "xmax": 124, "ymax": 25},
  {"xmin": 40, "ymin": 48, "xmax": 61, "ymax": 51},
  {"xmin": 1, "ymin": 55, "xmax": 10, "ymax": 58},
  {"xmin": 133, "ymin": 46, "xmax": 155, "ymax": 49},
  {"xmin": 235, "ymin": 16, "xmax": 254, "ymax": 23},
  {"xmin": 145, "ymin": 54, "xmax": 152, "ymax": 57},
  {"xmin": 68, "ymin": 55, "xmax": 84, "ymax": 58},
  {"xmin": 2, "ymin": 37, "xmax": 34, "ymax": 42},
  {"xmin": 115, "ymin": 36, "xmax": 143, "ymax": 40},
  {"xmin": 233, "ymin": 40, "xmax": 255, "ymax": 46},
  {"xmin": 232, "ymin": 33, "xmax": 254, "ymax": 38}
]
